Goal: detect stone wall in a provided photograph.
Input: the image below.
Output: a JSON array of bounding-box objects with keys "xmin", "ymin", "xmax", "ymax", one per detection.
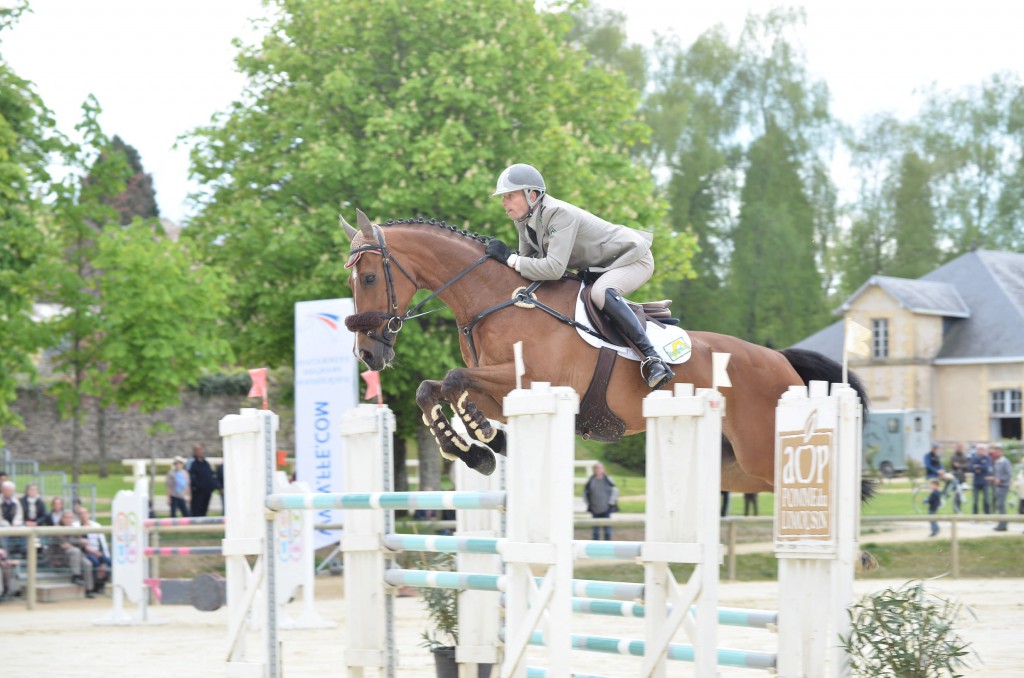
[{"xmin": 2, "ymin": 387, "xmax": 296, "ymax": 464}]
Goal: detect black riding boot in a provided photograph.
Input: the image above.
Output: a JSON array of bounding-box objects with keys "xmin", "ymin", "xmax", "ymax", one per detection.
[{"xmin": 602, "ymin": 290, "xmax": 675, "ymax": 390}]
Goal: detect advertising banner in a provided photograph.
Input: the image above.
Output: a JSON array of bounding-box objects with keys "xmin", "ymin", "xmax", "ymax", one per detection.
[{"xmin": 294, "ymin": 298, "xmax": 357, "ymax": 549}]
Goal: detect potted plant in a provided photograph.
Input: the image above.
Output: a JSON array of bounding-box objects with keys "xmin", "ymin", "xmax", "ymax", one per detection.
[{"xmin": 417, "ymin": 552, "xmax": 491, "ymax": 678}]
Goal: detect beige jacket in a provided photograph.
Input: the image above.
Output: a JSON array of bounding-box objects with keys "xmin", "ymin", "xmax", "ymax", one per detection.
[{"xmin": 514, "ymin": 195, "xmax": 653, "ymax": 281}]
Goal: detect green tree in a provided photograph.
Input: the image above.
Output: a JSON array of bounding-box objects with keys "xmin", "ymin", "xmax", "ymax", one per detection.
[
  {"xmin": 888, "ymin": 150, "xmax": 939, "ymax": 279},
  {"xmin": 726, "ymin": 122, "xmax": 825, "ymax": 346},
  {"xmin": 44, "ymin": 99, "xmax": 231, "ymax": 480},
  {"xmin": 185, "ymin": 0, "xmax": 696, "ymax": 442},
  {"xmin": 0, "ymin": 2, "xmax": 68, "ymax": 440}
]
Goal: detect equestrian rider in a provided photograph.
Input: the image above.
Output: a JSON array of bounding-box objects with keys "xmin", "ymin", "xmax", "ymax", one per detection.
[{"xmin": 486, "ymin": 163, "xmax": 675, "ymax": 390}]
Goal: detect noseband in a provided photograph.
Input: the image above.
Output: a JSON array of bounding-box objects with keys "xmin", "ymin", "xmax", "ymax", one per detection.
[{"xmin": 345, "ymin": 224, "xmax": 489, "ymax": 349}]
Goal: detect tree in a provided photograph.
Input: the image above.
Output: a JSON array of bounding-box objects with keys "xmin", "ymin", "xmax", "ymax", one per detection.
[
  {"xmin": 888, "ymin": 150, "xmax": 939, "ymax": 279},
  {"xmin": 185, "ymin": 0, "xmax": 696, "ymax": 443},
  {"xmin": 0, "ymin": 3, "xmax": 68, "ymax": 441},
  {"xmin": 725, "ymin": 122, "xmax": 826, "ymax": 347},
  {"xmin": 102, "ymin": 135, "xmax": 159, "ymax": 225},
  {"xmin": 44, "ymin": 99, "xmax": 232, "ymax": 481}
]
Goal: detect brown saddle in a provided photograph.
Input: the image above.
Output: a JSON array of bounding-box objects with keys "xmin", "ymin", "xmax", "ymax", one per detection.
[{"xmin": 579, "ymin": 283, "xmax": 676, "ymax": 346}]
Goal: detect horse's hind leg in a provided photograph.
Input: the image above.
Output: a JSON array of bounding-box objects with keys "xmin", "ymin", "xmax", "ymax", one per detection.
[{"xmin": 416, "ymin": 379, "xmax": 496, "ymax": 476}]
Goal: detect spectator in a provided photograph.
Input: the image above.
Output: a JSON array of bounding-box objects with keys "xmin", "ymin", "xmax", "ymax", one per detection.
[
  {"xmin": 1, "ymin": 480, "xmax": 24, "ymax": 559},
  {"xmin": 216, "ymin": 461, "xmax": 226, "ymax": 515},
  {"xmin": 948, "ymin": 443, "xmax": 968, "ymax": 486},
  {"xmin": 970, "ymin": 445, "xmax": 993, "ymax": 515},
  {"xmin": 48, "ymin": 510, "xmax": 94, "ymax": 598},
  {"xmin": 187, "ymin": 444, "xmax": 219, "ymax": 517},
  {"xmin": 743, "ymin": 493, "xmax": 759, "ymax": 516},
  {"xmin": 77, "ymin": 508, "xmax": 111, "ymax": 593},
  {"xmin": 583, "ymin": 462, "xmax": 618, "ymax": 541},
  {"xmin": 166, "ymin": 457, "xmax": 191, "ymax": 518},
  {"xmin": 20, "ymin": 483, "xmax": 46, "ymax": 527},
  {"xmin": 926, "ymin": 479, "xmax": 942, "ymax": 537},
  {"xmin": 0, "ymin": 545, "xmax": 11, "ymax": 598},
  {"xmin": 45, "ymin": 496, "xmax": 65, "ymax": 527},
  {"xmin": 924, "ymin": 443, "xmax": 944, "ymax": 479},
  {"xmin": 990, "ymin": 447, "xmax": 1013, "ymax": 532}
]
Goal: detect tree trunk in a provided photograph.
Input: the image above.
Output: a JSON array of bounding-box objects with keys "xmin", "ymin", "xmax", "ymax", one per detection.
[
  {"xmin": 416, "ymin": 426, "xmax": 443, "ymax": 492},
  {"xmin": 96, "ymin": 401, "xmax": 108, "ymax": 478},
  {"xmin": 71, "ymin": 400, "xmax": 81, "ymax": 485}
]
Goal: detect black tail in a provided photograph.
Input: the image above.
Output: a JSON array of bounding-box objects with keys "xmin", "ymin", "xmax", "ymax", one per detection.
[{"xmin": 779, "ymin": 347, "xmax": 875, "ymax": 502}]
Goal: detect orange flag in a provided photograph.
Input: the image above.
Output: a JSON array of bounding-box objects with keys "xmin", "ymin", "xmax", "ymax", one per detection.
[
  {"xmin": 361, "ymin": 370, "xmax": 383, "ymax": 406},
  {"xmin": 248, "ymin": 367, "xmax": 269, "ymax": 409}
]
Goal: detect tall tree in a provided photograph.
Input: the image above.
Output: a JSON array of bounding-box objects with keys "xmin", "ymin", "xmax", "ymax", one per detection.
[
  {"xmin": 185, "ymin": 0, "xmax": 696, "ymax": 442},
  {"xmin": 726, "ymin": 122, "xmax": 825, "ymax": 347},
  {"xmin": 102, "ymin": 135, "xmax": 159, "ymax": 225},
  {"xmin": 0, "ymin": 2, "xmax": 67, "ymax": 440},
  {"xmin": 888, "ymin": 150, "xmax": 939, "ymax": 279}
]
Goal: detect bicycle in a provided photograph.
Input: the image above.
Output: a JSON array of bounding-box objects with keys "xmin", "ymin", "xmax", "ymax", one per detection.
[{"xmin": 912, "ymin": 473, "xmax": 970, "ymax": 514}]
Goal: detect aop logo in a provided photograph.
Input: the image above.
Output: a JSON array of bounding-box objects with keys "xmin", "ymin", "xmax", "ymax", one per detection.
[{"xmin": 776, "ymin": 408, "xmax": 835, "ymax": 540}]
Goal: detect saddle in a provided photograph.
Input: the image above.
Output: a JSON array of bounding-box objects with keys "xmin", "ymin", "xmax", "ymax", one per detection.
[{"xmin": 578, "ymin": 282, "xmax": 678, "ymax": 346}]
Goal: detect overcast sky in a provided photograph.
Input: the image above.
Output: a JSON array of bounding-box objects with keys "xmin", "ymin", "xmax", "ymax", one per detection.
[{"xmin": 3, "ymin": 0, "xmax": 1022, "ymax": 223}]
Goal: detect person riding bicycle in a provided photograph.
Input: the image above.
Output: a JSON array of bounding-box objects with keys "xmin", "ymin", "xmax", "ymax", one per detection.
[{"xmin": 486, "ymin": 163, "xmax": 674, "ymax": 390}]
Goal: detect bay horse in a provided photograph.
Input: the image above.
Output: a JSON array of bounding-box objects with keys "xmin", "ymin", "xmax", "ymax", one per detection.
[{"xmin": 342, "ymin": 210, "xmax": 871, "ymax": 499}]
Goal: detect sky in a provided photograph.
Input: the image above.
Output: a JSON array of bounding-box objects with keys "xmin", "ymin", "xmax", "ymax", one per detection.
[{"xmin": 3, "ymin": 0, "xmax": 1022, "ymax": 223}]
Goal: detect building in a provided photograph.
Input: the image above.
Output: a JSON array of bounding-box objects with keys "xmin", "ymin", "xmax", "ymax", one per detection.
[{"xmin": 793, "ymin": 250, "xmax": 1024, "ymax": 444}]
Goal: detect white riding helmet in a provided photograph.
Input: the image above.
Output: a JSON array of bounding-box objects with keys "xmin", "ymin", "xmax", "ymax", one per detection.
[{"xmin": 493, "ymin": 163, "xmax": 546, "ymax": 209}]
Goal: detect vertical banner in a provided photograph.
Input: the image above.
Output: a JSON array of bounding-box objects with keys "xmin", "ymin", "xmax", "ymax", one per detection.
[{"xmin": 294, "ymin": 298, "xmax": 357, "ymax": 549}]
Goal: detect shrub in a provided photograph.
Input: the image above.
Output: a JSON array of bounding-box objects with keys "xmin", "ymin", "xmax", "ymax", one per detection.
[
  {"xmin": 840, "ymin": 579, "xmax": 976, "ymax": 677},
  {"xmin": 603, "ymin": 433, "xmax": 646, "ymax": 474}
]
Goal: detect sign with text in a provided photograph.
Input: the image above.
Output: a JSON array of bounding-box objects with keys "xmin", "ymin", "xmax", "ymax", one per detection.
[
  {"xmin": 774, "ymin": 397, "xmax": 838, "ymax": 555},
  {"xmin": 294, "ymin": 298, "xmax": 357, "ymax": 549}
]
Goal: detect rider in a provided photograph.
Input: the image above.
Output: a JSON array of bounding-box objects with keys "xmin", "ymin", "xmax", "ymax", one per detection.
[{"xmin": 485, "ymin": 163, "xmax": 674, "ymax": 390}]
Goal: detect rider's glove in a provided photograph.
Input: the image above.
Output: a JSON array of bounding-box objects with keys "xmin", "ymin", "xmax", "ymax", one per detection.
[{"xmin": 485, "ymin": 238, "xmax": 514, "ymax": 265}]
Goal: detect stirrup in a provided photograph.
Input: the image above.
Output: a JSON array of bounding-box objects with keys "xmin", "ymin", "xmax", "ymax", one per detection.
[{"xmin": 640, "ymin": 357, "xmax": 674, "ymax": 390}]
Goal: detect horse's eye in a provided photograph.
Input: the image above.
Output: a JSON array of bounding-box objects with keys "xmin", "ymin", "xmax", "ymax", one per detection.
[{"xmin": 362, "ymin": 273, "xmax": 377, "ymax": 286}]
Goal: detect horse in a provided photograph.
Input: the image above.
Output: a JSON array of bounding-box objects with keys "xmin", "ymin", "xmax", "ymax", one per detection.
[{"xmin": 341, "ymin": 210, "xmax": 872, "ymax": 500}]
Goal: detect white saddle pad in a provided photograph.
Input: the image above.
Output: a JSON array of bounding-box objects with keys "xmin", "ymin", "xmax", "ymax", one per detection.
[{"xmin": 573, "ymin": 285, "xmax": 693, "ymax": 365}]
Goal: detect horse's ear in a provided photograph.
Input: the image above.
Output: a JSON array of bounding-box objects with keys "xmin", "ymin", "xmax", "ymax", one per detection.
[
  {"xmin": 339, "ymin": 214, "xmax": 358, "ymax": 240},
  {"xmin": 356, "ymin": 209, "xmax": 374, "ymax": 237}
]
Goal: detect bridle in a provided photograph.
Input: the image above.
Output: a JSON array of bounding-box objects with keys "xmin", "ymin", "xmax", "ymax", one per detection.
[{"xmin": 347, "ymin": 224, "xmax": 490, "ymax": 349}]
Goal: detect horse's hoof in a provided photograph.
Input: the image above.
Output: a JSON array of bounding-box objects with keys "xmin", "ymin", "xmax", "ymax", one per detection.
[
  {"xmin": 488, "ymin": 429, "xmax": 507, "ymax": 457},
  {"xmin": 464, "ymin": 444, "xmax": 496, "ymax": 476}
]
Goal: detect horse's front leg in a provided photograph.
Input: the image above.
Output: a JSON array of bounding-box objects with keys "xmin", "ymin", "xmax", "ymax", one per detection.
[
  {"xmin": 440, "ymin": 365, "xmax": 514, "ymax": 459},
  {"xmin": 415, "ymin": 378, "xmax": 497, "ymax": 476}
]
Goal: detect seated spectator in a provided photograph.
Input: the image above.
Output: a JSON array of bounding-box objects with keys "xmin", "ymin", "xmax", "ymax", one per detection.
[
  {"xmin": 20, "ymin": 483, "xmax": 47, "ymax": 527},
  {"xmin": 45, "ymin": 496, "xmax": 65, "ymax": 527},
  {"xmin": 77, "ymin": 508, "xmax": 111, "ymax": 593},
  {"xmin": 46, "ymin": 510, "xmax": 94, "ymax": 598},
  {"xmin": 1, "ymin": 480, "xmax": 25, "ymax": 559}
]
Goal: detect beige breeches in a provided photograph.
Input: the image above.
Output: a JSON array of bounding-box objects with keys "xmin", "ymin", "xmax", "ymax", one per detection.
[{"xmin": 589, "ymin": 251, "xmax": 655, "ymax": 310}]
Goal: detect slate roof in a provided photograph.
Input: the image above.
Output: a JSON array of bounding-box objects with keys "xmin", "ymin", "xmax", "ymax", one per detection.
[{"xmin": 792, "ymin": 250, "xmax": 1024, "ymax": 363}]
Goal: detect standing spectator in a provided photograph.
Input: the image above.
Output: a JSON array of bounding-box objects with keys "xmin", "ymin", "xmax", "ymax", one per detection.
[
  {"xmin": 970, "ymin": 445, "xmax": 993, "ymax": 515},
  {"xmin": 46, "ymin": 496, "xmax": 65, "ymax": 527},
  {"xmin": 1, "ymin": 480, "xmax": 24, "ymax": 558},
  {"xmin": 166, "ymin": 457, "xmax": 191, "ymax": 518},
  {"xmin": 949, "ymin": 443, "xmax": 968, "ymax": 485},
  {"xmin": 48, "ymin": 510, "xmax": 94, "ymax": 598},
  {"xmin": 77, "ymin": 508, "xmax": 111, "ymax": 592},
  {"xmin": 216, "ymin": 461, "xmax": 226, "ymax": 515},
  {"xmin": 924, "ymin": 443, "xmax": 944, "ymax": 479},
  {"xmin": 187, "ymin": 444, "xmax": 219, "ymax": 517},
  {"xmin": 743, "ymin": 493, "xmax": 759, "ymax": 516},
  {"xmin": 583, "ymin": 462, "xmax": 618, "ymax": 541},
  {"xmin": 20, "ymin": 483, "xmax": 46, "ymax": 527},
  {"xmin": 926, "ymin": 479, "xmax": 942, "ymax": 537},
  {"xmin": 990, "ymin": 447, "xmax": 1013, "ymax": 531}
]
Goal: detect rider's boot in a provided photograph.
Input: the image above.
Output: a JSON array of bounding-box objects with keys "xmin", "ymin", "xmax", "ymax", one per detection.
[{"xmin": 602, "ymin": 289, "xmax": 675, "ymax": 390}]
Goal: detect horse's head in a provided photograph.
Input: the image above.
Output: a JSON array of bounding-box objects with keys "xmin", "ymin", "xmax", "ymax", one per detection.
[{"xmin": 342, "ymin": 209, "xmax": 419, "ymax": 370}]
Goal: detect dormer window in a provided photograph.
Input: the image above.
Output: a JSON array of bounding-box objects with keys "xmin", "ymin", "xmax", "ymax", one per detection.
[{"xmin": 871, "ymin": 319, "xmax": 889, "ymax": 359}]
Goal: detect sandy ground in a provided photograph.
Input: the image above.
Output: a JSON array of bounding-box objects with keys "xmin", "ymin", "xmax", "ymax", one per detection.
[{"xmin": 1, "ymin": 568, "xmax": 1019, "ymax": 677}]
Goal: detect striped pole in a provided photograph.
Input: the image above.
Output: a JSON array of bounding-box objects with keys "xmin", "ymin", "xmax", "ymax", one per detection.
[
  {"xmin": 144, "ymin": 516, "xmax": 225, "ymax": 528},
  {"xmin": 526, "ymin": 631, "xmax": 777, "ymax": 671},
  {"xmin": 144, "ymin": 546, "xmax": 223, "ymax": 557},
  {"xmin": 526, "ymin": 669, "xmax": 612, "ymax": 678},
  {"xmin": 265, "ymin": 490, "xmax": 506, "ymax": 512},
  {"xmin": 383, "ymin": 568, "xmax": 504, "ymax": 592},
  {"xmin": 570, "ymin": 598, "xmax": 778, "ymax": 629},
  {"xmin": 382, "ymin": 534, "xmax": 502, "ymax": 555}
]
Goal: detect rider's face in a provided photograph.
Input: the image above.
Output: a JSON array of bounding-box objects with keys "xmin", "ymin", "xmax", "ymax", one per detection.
[{"xmin": 500, "ymin": 190, "xmax": 531, "ymax": 221}]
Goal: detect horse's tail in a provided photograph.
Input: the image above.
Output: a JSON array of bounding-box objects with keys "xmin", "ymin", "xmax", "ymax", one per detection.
[{"xmin": 778, "ymin": 347, "xmax": 876, "ymax": 503}]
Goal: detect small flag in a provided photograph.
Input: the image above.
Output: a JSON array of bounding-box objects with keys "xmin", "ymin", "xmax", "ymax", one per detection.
[
  {"xmin": 247, "ymin": 368, "xmax": 269, "ymax": 409},
  {"xmin": 361, "ymin": 370, "xmax": 383, "ymax": 406},
  {"xmin": 845, "ymin": 319, "xmax": 872, "ymax": 358},
  {"xmin": 513, "ymin": 341, "xmax": 525, "ymax": 390},
  {"xmin": 712, "ymin": 352, "xmax": 732, "ymax": 388}
]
